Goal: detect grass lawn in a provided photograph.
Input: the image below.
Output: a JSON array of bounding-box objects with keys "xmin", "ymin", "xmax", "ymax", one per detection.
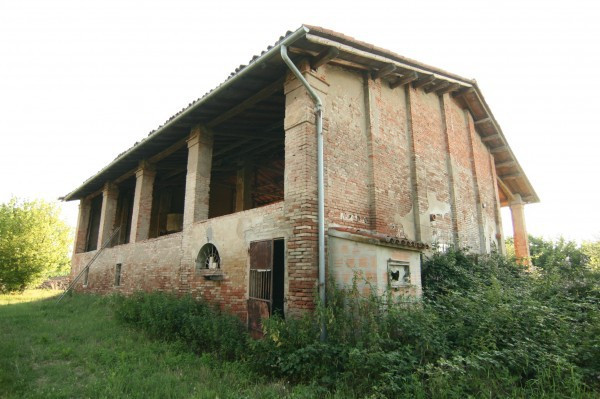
[{"xmin": 0, "ymin": 290, "xmax": 323, "ymax": 399}]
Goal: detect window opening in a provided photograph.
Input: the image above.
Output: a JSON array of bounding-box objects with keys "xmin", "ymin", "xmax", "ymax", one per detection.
[
  {"xmin": 196, "ymin": 243, "xmax": 221, "ymax": 270},
  {"xmin": 387, "ymin": 259, "xmax": 410, "ymax": 289},
  {"xmin": 83, "ymin": 267, "xmax": 89, "ymax": 287}
]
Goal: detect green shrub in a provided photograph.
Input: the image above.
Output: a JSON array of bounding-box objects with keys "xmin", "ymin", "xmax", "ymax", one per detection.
[
  {"xmin": 112, "ymin": 246, "xmax": 600, "ymax": 398},
  {"xmin": 113, "ymin": 291, "xmax": 248, "ymax": 360}
]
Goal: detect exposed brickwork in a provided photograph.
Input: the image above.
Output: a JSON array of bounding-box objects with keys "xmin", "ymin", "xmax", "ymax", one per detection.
[
  {"xmin": 442, "ymin": 95, "xmax": 481, "ymax": 250},
  {"xmin": 283, "ymin": 64, "xmax": 324, "ymax": 315},
  {"xmin": 408, "ymin": 87, "xmax": 454, "ymax": 247},
  {"xmin": 72, "ymin": 58, "xmax": 510, "ymax": 321}
]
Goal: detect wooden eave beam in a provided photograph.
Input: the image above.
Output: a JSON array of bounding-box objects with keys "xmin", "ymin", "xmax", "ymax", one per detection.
[
  {"xmin": 389, "ymin": 71, "xmax": 418, "ymax": 89},
  {"xmin": 425, "ymin": 80, "xmax": 450, "ymax": 94},
  {"xmin": 497, "ymin": 178, "xmax": 515, "ymax": 202},
  {"xmin": 499, "ymin": 172, "xmax": 521, "ymax": 180},
  {"xmin": 481, "ymin": 134, "xmax": 500, "ymax": 143},
  {"xmin": 475, "ymin": 117, "xmax": 492, "ymax": 126},
  {"xmin": 311, "ymin": 47, "xmax": 339, "ymax": 70},
  {"xmin": 148, "ymin": 137, "xmax": 188, "ymax": 164},
  {"xmin": 437, "ymin": 82, "xmax": 461, "ymax": 95},
  {"xmin": 412, "ymin": 74, "xmax": 435, "ymax": 89},
  {"xmin": 207, "ymin": 77, "xmax": 284, "ymax": 128},
  {"xmin": 372, "ymin": 63, "xmax": 397, "ymax": 80},
  {"xmin": 495, "ymin": 160, "xmax": 516, "ymax": 168},
  {"xmin": 490, "ymin": 146, "xmax": 508, "ymax": 154}
]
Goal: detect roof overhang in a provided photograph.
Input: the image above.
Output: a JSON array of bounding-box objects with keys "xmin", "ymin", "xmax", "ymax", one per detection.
[{"xmin": 63, "ymin": 25, "xmax": 538, "ymax": 205}]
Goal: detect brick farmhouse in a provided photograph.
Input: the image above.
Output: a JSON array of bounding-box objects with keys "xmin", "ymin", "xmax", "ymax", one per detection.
[{"xmin": 63, "ymin": 26, "xmax": 538, "ymax": 329}]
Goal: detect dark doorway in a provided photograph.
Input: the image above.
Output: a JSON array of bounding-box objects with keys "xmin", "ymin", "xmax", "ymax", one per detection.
[
  {"xmin": 272, "ymin": 239, "xmax": 285, "ymax": 318},
  {"xmin": 85, "ymin": 195, "xmax": 103, "ymax": 251}
]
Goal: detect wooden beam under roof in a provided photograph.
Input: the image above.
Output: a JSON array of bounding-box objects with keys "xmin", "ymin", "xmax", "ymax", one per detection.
[
  {"xmin": 311, "ymin": 47, "xmax": 340, "ymax": 70},
  {"xmin": 475, "ymin": 117, "xmax": 492, "ymax": 126},
  {"xmin": 437, "ymin": 82, "xmax": 461, "ymax": 95},
  {"xmin": 389, "ymin": 71, "xmax": 418, "ymax": 89},
  {"xmin": 495, "ymin": 160, "xmax": 516, "ymax": 168},
  {"xmin": 490, "ymin": 146, "xmax": 508, "ymax": 154},
  {"xmin": 207, "ymin": 77, "xmax": 284, "ymax": 128},
  {"xmin": 499, "ymin": 172, "xmax": 520, "ymax": 180},
  {"xmin": 372, "ymin": 63, "xmax": 397, "ymax": 80},
  {"xmin": 482, "ymin": 134, "xmax": 500, "ymax": 143},
  {"xmin": 497, "ymin": 178, "xmax": 515, "ymax": 202},
  {"xmin": 425, "ymin": 80, "xmax": 450, "ymax": 94},
  {"xmin": 412, "ymin": 74, "xmax": 436, "ymax": 89}
]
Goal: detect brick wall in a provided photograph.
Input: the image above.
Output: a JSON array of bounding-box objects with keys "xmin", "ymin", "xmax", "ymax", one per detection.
[{"xmin": 72, "ymin": 202, "xmax": 288, "ymax": 322}]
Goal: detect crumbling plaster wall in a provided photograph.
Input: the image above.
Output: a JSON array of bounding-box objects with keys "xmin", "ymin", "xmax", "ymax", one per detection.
[{"xmin": 328, "ymin": 234, "xmax": 422, "ymax": 298}]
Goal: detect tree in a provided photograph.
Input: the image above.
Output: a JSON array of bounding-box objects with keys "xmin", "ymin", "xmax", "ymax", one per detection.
[
  {"xmin": 0, "ymin": 198, "xmax": 72, "ymax": 293},
  {"xmin": 582, "ymin": 240, "xmax": 600, "ymax": 271}
]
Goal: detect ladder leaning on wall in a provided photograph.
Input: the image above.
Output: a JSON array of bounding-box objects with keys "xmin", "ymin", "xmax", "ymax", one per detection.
[{"xmin": 57, "ymin": 227, "xmax": 121, "ymax": 304}]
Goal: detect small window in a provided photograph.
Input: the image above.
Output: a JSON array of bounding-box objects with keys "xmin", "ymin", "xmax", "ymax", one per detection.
[
  {"xmin": 114, "ymin": 263, "xmax": 122, "ymax": 286},
  {"xmin": 196, "ymin": 243, "xmax": 221, "ymax": 271},
  {"xmin": 387, "ymin": 259, "xmax": 410, "ymax": 289},
  {"xmin": 83, "ymin": 268, "xmax": 89, "ymax": 287}
]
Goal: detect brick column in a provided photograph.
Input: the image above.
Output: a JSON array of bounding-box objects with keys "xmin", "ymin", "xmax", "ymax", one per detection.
[
  {"xmin": 97, "ymin": 182, "xmax": 119, "ymax": 248},
  {"xmin": 73, "ymin": 199, "xmax": 91, "ymax": 254},
  {"xmin": 510, "ymin": 194, "xmax": 531, "ymax": 265},
  {"xmin": 183, "ymin": 125, "xmax": 213, "ymax": 227},
  {"xmin": 130, "ymin": 161, "xmax": 156, "ymax": 243},
  {"xmin": 283, "ymin": 62, "xmax": 328, "ymax": 315}
]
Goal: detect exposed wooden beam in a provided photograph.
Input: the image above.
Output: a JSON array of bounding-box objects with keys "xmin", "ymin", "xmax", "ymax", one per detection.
[
  {"xmin": 481, "ymin": 134, "xmax": 500, "ymax": 143},
  {"xmin": 437, "ymin": 82, "xmax": 461, "ymax": 95},
  {"xmin": 490, "ymin": 146, "xmax": 508, "ymax": 154},
  {"xmin": 214, "ymin": 130, "xmax": 281, "ymax": 141},
  {"xmin": 497, "ymin": 178, "xmax": 515, "ymax": 202},
  {"xmin": 474, "ymin": 117, "xmax": 492, "ymax": 126},
  {"xmin": 215, "ymin": 141, "xmax": 274, "ymax": 164},
  {"xmin": 213, "ymin": 138, "xmax": 252, "ymax": 157},
  {"xmin": 495, "ymin": 160, "xmax": 516, "ymax": 168},
  {"xmin": 412, "ymin": 74, "xmax": 435, "ymax": 89},
  {"xmin": 499, "ymin": 173, "xmax": 520, "ymax": 180},
  {"xmin": 207, "ymin": 77, "xmax": 284, "ymax": 128},
  {"xmin": 425, "ymin": 80, "xmax": 450, "ymax": 94},
  {"xmin": 311, "ymin": 47, "xmax": 339, "ymax": 70},
  {"xmin": 372, "ymin": 63, "xmax": 397, "ymax": 80},
  {"xmin": 389, "ymin": 71, "xmax": 418, "ymax": 89},
  {"xmin": 146, "ymin": 137, "xmax": 188, "ymax": 164}
]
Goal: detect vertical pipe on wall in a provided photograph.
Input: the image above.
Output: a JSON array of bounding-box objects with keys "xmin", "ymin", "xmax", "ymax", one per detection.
[{"xmin": 281, "ymin": 44, "xmax": 326, "ymax": 341}]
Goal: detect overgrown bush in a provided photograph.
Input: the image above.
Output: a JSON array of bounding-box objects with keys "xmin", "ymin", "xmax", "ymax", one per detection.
[
  {"xmin": 113, "ymin": 247, "xmax": 600, "ymax": 398},
  {"xmin": 113, "ymin": 291, "xmax": 248, "ymax": 360},
  {"xmin": 251, "ymin": 249, "xmax": 599, "ymax": 397}
]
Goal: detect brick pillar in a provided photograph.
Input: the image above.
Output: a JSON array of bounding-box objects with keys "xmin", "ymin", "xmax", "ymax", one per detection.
[
  {"xmin": 97, "ymin": 182, "xmax": 119, "ymax": 248},
  {"xmin": 183, "ymin": 125, "xmax": 213, "ymax": 227},
  {"xmin": 73, "ymin": 199, "xmax": 91, "ymax": 254},
  {"xmin": 283, "ymin": 62, "xmax": 328, "ymax": 315},
  {"xmin": 130, "ymin": 162, "xmax": 156, "ymax": 243},
  {"xmin": 235, "ymin": 161, "xmax": 253, "ymax": 212},
  {"xmin": 510, "ymin": 194, "xmax": 531, "ymax": 265}
]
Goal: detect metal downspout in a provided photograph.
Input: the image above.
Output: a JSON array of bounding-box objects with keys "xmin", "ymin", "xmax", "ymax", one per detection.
[{"xmin": 280, "ymin": 44, "xmax": 326, "ymax": 340}]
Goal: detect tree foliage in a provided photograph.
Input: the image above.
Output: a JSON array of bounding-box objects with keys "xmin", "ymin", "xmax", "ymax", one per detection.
[{"xmin": 0, "ymin": 198, "xmax": 72, "ymax": 293}]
